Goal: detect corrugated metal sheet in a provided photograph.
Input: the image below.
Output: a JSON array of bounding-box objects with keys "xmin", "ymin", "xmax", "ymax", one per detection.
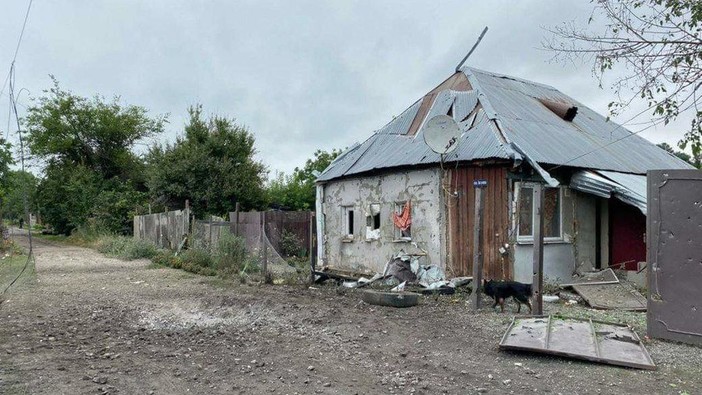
[
  {"xmin": 376, "ymin": 99, "xmax": 422, "ymax": 135},
  {"xmin": 453, "ymin": 90, "xmax": 479, "ymax": 122},
  {"xmin": 317, "ymin": 109, "xmax": 511, "ymax": 182},
  {"xmin": 319, "ymin": 67, "xmax": 692, "ymax": 183},
  {"xmin": 570, "ymin": 170, "xmax": 647, "ymax": 214}
]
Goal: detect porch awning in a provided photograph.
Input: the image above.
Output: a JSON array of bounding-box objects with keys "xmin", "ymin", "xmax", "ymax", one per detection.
[{"xmin": 570, "ymin": 170, "xmax": 647, "ymax": 215}]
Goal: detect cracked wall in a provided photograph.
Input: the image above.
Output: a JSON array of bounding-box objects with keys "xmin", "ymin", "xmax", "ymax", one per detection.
[{"xmin": 321, "ymin": 168, "xmax": 443, "ymax": 273}]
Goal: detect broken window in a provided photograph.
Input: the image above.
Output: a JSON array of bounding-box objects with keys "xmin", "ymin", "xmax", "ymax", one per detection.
[
  {"xmin": 517, "ymin": 183, "xmax": 562, "ymax": 242},
  {"xmin": 365, "ymin": 203, "xmax": 381, "ymax": 240},
  {"xmin": 342, "ymin": 206, "xmax": 354, "ymax": 240},
  {"xmin": 393, "ymin": 201, "xmax": 412, "ymax": 240}
]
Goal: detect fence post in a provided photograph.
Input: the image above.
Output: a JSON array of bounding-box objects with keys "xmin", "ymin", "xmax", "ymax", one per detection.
[
  {"xmin": 208, "ymin": 215, "xmax": 213, "ymax": 251},
  {"xmin": 234, "ymin": 202, "xmax": 240, "ymax": 237},
  {"xmin": 261, "ymin": 212, "xmax": 268, "ymax": 279}
]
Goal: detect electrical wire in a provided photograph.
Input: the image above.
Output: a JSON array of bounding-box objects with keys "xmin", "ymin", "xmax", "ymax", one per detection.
[
  {"xmin": 2, "ymin": 52, "xmax": 35, "ymax": 298},
  {"xmin": 0, "ymin": 0, "xmax": 34, "ymax": 100}
]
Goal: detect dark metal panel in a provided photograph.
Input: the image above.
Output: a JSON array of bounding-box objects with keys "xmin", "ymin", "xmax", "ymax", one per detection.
[
  {"xmin": 648, "ymin": 169, "xmax": 702, "ymax": 345},
  {"xmin": 500, "ymin": 316, "xmax": 656, "ymax": 370}
]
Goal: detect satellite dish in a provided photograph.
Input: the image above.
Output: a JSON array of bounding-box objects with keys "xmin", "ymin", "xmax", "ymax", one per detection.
[{"xmin": 422, "ymin": 114, "xmax": 461, "ymax": 154}]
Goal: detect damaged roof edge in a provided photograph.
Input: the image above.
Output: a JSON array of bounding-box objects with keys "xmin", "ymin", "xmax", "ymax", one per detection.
[{"xmin": 570, "ymin": 170, "xmax": 647, "ymax": 214}]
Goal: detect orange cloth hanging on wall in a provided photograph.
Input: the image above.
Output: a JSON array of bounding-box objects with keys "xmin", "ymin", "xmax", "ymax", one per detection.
[{"xmin": 392, "ymin": 201, "xmax": 412, "ymax": 231}]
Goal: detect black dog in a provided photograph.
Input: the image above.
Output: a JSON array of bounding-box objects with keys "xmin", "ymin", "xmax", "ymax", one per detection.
[{"xmin": 482, "ymin": 279, "xmax": 532, "ymax": 313}]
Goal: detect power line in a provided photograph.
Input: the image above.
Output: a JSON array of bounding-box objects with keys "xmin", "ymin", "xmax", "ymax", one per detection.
[
  {"xmin": 546, "ymin": 100, "xmax": 667, "ymax": 172},
  {"xmin": 1, "ymin": 0, "xmax": 36, "ymax": 297},
  {"xmin": 2, "ymin": 65, "xmax": 35, "ymax": 297},
  {"xmin": 0, "ymin": 0, "xmax": 34, "ymax": 100}
]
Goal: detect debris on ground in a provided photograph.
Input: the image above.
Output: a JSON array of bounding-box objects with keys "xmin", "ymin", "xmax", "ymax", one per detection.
[
  {"xmin": 499, "ymin": 315, "xmax": 656, "ymax": 370},
  {"xmin": 571, "ymin": 283, "xmax": 647, "ymax": 311},
  {"xmin": 560, "ymin": 268, "xmax": 619, "ymax": 287},
  {"xmin": 559, "ymin": 268, "xmax": 645, "ymax": 311},
  {"xmin": 314, "ymin": 249, "xmax": 472, "ymax": 298},
  {"xmin": 361, "ymin": 290, "xmax": 420, "ymax": 308}
]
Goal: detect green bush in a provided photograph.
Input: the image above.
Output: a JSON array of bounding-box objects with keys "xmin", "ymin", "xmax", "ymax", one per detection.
[
  {"xmin": 95, "ymin": 236, "xmax": 158, "ymax": 260},
  {"xmin": 180, "ymin": 248, "xmax": 215, "ymax": 269},
  {"xmin": 149, "ymin": 233, "xmax": 258, "ymax": 279},
  {"xmin": 280, "ymin": 228, "xmax": 305, "ymax": 257}
]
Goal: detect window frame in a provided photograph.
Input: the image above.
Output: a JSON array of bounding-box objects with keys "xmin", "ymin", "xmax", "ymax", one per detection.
[
  {"xmin": 392, "ymin": 201, "xmax": 412, "ymax": 241},
  {"xmin": 516, "ymin": 182, "xmax": 564, "ymax": 243},
  {"xmin": 341, "ymin": 205, "xmax": 354, "ymax": 241},
  {"xmin": 365, "ymin": 203, "xmax": 382, "ymax": 241}
]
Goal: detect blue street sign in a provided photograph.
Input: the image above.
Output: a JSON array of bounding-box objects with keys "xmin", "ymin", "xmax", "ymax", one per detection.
[{"xmin": 473, "ymin": 179, "xmax": 487, "ymax": 188}]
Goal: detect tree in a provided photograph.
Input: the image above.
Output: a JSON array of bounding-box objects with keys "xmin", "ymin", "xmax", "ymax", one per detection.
[
  {"xmin": 146, "ymin": 105, "xmax": 268, "ymax": 217},
  {"xmin": 546, "ymin": 0, "xmax": 702, "ymax": 156},
  {"xmin": 1, "ymin": 170, "xmax": 37, "ymax": 223},
  {"xmin": 657, "ymin": 142, "xmax": 701, "ymax": 167},
  {"xmin": 266, "ymin": 148, "xmax": 342, "ymax": 211},
  {"xmin": 25, "ymin": 79, "xmax": 164, "ymax": 234}
]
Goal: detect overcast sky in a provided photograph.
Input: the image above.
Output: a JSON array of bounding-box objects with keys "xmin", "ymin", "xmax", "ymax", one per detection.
[{"xmin": 0, "ymin": 0, "xmax": 691, "ymax": 176}]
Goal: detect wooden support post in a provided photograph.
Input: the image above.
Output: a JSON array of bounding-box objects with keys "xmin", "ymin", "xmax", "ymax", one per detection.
[
  {"xmin": 532, "ymin": 184, "xmax": 545, "ymax": 315},
  {"xmin": 261, "ymin": 213, "xmax": 268, "ymax": 278},
  {"xmin": 209, "ymin": 214, "xmax": 213, "ymax": 251},
  {"xmin": 309, "ymin": 211, "xmax": 316, "ymax": 284},
  {"xmin": 234, "ymin": 202, "xmax": 240, "ymax": 237},
  {"xmin": 471, "ymin": 185, "xmax": 485, "ymax": 310}
]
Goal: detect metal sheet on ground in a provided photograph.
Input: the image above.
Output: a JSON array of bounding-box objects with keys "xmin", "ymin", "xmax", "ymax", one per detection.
[
  {"xmin": 560, "ymin": 268, "xmax": 619, "ymax": 287},
  {"xmin": 499, "ymin": 316, "xmax": 655, "ymax": 370},
  {"xmin": 572, "ymin": 283, "xmax": 647, "ymax": 311}
]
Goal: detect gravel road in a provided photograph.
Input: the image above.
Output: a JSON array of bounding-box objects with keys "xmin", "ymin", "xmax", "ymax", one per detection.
[{"xmin": 1, "ymin": 231, "xmax": 701, "ymax": 394}]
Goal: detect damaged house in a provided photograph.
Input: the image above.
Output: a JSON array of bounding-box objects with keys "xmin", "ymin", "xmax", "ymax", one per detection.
[{"xmin": 315, "ymin": 67, "xmax": 693, "ymax": 283}]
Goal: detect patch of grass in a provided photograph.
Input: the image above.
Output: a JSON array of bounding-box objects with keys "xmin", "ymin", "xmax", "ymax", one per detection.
[
  {"xmin": 151, "ymin": 250, "xmax": 218, "ymax": 277},
  {"xmin": 95, "ymin": 236, "xmax": 159, "ymax": 260}
]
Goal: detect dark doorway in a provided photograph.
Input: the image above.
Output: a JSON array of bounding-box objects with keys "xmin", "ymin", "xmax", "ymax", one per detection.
[{"xmin": 609, "ymin": 199, "xmax": 646, "ymax": 271}]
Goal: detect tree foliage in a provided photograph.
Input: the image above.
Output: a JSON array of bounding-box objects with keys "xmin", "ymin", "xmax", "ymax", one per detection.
[
  {"xmin": 546, "ymin": 0, "xmax": 702, "ymax": 155},
  {"xmin": 1, "ymin": 170, "xmax": 37, "ymax": 223},
  {"xmin": 657, "ymin": 142, "xmax": 701, "ymax": 167},
  {"xmin": 146, "ymin": 105, "xmax": 268, "ymax": 217},
  {"xmin": 266, "ymin": 148, "xmax": 342, "ymax": 210},
  {"xmin": 25, "ymin": 80, "xmax": 163, "ymax": 234}
]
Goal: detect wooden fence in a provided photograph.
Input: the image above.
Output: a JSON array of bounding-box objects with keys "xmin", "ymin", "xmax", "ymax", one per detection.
[
  {"xmin": 133, "ymin": 208, "xmax": 191, "ymax": 250},
  {"xmin": 134, "ymin": 208, "xmax": 312, "ymax": 257}
]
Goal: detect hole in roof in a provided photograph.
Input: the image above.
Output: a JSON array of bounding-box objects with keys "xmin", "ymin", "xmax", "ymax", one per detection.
[{"xmin": 539, "ymin": 99, "xmax": 578, "ymax": 122}]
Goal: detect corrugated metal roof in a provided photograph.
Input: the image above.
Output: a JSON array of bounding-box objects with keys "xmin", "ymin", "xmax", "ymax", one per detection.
[
  {"xmin": 570, "ymin": 170, "xmax": 647, "ymax": 214},
  {"xmin": 317, "ymin": 109, "xmax": 510, "ymax": 181},
  {"xmin": 376, "ymin": 99, "xmax": 422, "ymax": 135},
  {"xmin": 319, "ymin": 67, "xmax": 692, "ymax": 182},
  {"xmin": 465, "ymin": 67, "xmax": 692, "ymax": 174}
]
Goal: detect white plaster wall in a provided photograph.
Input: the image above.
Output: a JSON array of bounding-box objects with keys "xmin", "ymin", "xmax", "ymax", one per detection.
[
  {"xmin": 321, "ymin": 169, "xmax": 443, "ymax": 273},
  {"xmin": 512, "ymin": 187, "xmax": 598, "ymax": 284},
  {"xmin": 514, "ymin": 243, "xmax": 575, "ymax": 283}
]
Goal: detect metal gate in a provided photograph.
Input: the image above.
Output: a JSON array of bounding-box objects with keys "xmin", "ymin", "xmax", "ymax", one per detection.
[{"xmin": 647, "ymin": 169, "xmax": 702, "ymax": 345}]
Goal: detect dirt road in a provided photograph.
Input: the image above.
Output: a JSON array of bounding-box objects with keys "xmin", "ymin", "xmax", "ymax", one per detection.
[{"xmin": 1, "ymin": 233, "xmax": 701, "ymax": 394}]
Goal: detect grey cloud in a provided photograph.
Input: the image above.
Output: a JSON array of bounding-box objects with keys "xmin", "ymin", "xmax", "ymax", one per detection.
[{"xmin": 0, "ymin": 0, "xmax": 689, "ymax": 175}]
